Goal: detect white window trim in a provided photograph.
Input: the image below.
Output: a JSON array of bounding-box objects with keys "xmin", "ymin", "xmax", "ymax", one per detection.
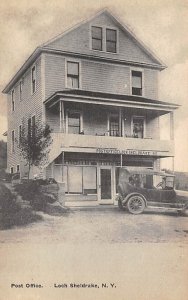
[
  {"xmin": 130, "ymin": 67, "xmax": 145, "ymax": 97},
  {"xmin": 10, "ymin": 167, "xmax": 14, "ymax": 174},
  {"xmin": 19, "ymin": 80, "xmax": 23, "ymax": 101},
  {"xmin": 89, "ymin": 24, "xmax": 119, "ymax": 54},
  {"xmin": 31, "ymin": 64, "xmax": 36, "ymax": 95},
  {"xmin": 65, "ymin": 59, "xmax": 82, "ymax": 89},
  {"xmin": 11, "ymin": 89, "xmax": 15, "ymax": 112},
  {"xmin": 131, "ymin": 115, "xmax": 146, "ymax": 138},
  {"xmin": 65, "ymin": 109, "xmax": 83, "ymax": 134}
]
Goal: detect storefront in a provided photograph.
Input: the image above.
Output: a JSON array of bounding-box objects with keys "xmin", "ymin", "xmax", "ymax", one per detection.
[{"xmin": 48, "ymin": 151, "xmax": 156, "ymax": 205}]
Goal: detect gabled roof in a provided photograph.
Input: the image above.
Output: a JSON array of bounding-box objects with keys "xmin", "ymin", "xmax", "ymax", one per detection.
[
  {"xmin": 3, "ymin": 8, "xmax": 166, "ymax": 94},
  {"xmin": 42, "ymin": 8, "xmax": 166, "ymax": 68}
]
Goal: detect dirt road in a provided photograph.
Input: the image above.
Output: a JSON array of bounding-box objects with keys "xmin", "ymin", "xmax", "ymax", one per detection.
[{"xmin": 0, "ymin": 207, "xmax": 188, "ymax": 300}]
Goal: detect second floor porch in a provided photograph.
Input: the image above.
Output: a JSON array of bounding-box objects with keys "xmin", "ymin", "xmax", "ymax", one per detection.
[{"xmin": 44, "ymin": 90, "xmax": 178, "ymax": 142}]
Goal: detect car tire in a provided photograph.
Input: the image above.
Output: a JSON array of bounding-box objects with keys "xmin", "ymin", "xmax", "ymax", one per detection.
[{"xmin": 127, "ymin": 195, "xmax": 145, "ymax": 215}]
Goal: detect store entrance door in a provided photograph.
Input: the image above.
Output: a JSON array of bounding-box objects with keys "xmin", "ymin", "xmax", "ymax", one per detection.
[{"xmin": 99, "ymin": 167, "xmax": 113, "ymax": 204}]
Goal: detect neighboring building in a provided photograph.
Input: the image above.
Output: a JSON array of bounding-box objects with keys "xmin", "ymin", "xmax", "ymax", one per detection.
[{"xmin": 3, "ymin": 9, "xmax": 179, "ymax": 204}]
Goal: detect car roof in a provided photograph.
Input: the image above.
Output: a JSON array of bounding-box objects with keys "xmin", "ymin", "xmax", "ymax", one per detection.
[{"xmin": 119, "ymin": 167, "xmax": 174, "ymax": 177}]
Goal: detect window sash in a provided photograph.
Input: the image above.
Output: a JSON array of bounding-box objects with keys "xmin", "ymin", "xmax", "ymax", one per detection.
[
  {"xmin": 11, "ymin": 130, "xmax": 15, "ymax": 152},
  {"xmin": 106, "ymin": 29, "xmax": 117, "ymax": 42},
  {"xmin": 68, "ymin": 112, "xmax": 80, "ymax": 134},
  {"xmin": 133, "ymin": 117, "xmax": 144, "ymax": 138},
  {"xmin": 92, "ymin": 26, "xmax": 102, "ymax": 50},
  {"xmin": 31, "ymin": 66, "xmax": 36, "ymax": 93}
]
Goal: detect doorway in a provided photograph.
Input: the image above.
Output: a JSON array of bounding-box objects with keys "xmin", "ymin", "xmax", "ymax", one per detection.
[{"xmin": 99, "ymin": 167, "xmax": 113, "ymax": 204}]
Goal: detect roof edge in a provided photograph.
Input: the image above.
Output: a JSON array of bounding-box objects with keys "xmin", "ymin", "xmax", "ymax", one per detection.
[{"xmin": 2, "ymin": 47, "xmax": 42, "ymax": 94}]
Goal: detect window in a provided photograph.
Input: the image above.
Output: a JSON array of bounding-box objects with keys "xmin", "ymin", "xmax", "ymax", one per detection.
[
  {"xmin": 67, "ymin": 61, "xmax": 79, "ymax": 89},
  {"xmin": 106, "ymin": 29, "xmax": 117, "ymax": 53},
  {"xmin": 32, "ymin": 115, "xmax": 36, "ymax": 138},
  {"xmin": 28, "ymin": 115, "xmax": 35, "ymax": 138},
  {"xmin": 109, "ymin": 115, "xmax": 119, "ymax": 136},
  {"xmin": 11, "ymin": 130, "xmax": 15, "ymax": 152},
  {"xmin": 31, "ymin": 66, "xmax": 36, "ymax": 93},
  {"xmin": 132, "ymin": 71, "xmax": 142, "ymax": 96},
  {"xmin": 19, "ymin": 125, "xmax": 22, "ymax": 144},
  {"xmin": 10, "ymin": 167, "xmax": 14, "ymax": 174},
  {"xmin": 11, "ymin": 90, "xmax": 15, "ymax": 112},
  {"xmin": 132, "ymin": 117, "xmax": 144, "ymax": 138},
  {"xmin": 91, "ymin": 26, "xmax": 102, "ymax": 51},
  {"xmin": 16, "ymin": 165, "xmax": 20, "ymax": 173},
  {"xmin": 19, "ymin": 80, "xmax": 23, "ymax": 100},
  {"xmin": 68, "ymin": 111, "xmax": 80, "ymax": 134}
]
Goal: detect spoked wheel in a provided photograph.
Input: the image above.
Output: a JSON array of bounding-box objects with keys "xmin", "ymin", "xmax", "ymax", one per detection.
[{"xmin": 127, "ymin": 195, "xmax": 145, "ymax": 215}]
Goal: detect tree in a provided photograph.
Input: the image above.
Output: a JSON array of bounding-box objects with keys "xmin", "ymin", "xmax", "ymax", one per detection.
[{"xmin": 17, "ymin": 119, "xmax": 52, "ymax": 179}]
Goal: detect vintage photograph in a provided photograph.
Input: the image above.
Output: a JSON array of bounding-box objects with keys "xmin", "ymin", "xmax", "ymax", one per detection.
[{"xmin": 0, "ymin": 0, "xmax": 188, "ymax": 299}]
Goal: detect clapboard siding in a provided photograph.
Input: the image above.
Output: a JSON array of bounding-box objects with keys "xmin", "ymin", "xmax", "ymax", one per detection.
[
  {"xmin": 7, "ymin": 56, "xmax": 43, "ymax": 175},
  {"xmin": 46, "ymin": 12, "xmax": 158, "ymax": 66},
  {"xmin": 44, "ymin": 53, "xmax": 158, "ymax": 99}
]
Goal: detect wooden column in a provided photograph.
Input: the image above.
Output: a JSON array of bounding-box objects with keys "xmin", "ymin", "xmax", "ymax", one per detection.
[
  {"xmin": 119, "ymin": 107, "xmax": 122, "ymax": 136},
  {"xmin": 59, "ymin": 101, "xmax": 62, "ymax": 132}
]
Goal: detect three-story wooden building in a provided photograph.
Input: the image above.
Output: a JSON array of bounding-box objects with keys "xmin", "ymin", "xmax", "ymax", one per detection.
[{"xmin": 3, "ymin": 9, "xmax": 179, "ymax": 205}]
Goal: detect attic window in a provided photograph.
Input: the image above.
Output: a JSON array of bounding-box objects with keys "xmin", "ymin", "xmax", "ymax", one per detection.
[
  {"xmin": 91, "ymin": 26, "xmax": 102, "ymax": 51},
  {"xmin": 106, "ymin": 29, "xmax": 117, "ymax": 53}
]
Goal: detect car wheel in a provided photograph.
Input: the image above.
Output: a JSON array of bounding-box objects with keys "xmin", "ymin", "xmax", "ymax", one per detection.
[{"xmin": 127, "ymin": 195, "xmax": 145, "ymax": 215}]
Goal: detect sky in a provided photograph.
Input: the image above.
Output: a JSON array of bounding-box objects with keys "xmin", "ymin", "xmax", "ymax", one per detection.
[{"xmin": 0, "ymin": 0, "xmax": 188, "ymax": 172}]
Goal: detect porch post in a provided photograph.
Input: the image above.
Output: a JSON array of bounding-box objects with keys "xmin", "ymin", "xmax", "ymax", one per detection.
[
  {"xmin": 59, "ymin": 100, "xmax": 62, "ymax": 132},
  {"xmin": 61, "ymin": 101, "xmax": 65, "ymax": 133},
  {"xmin": 170, "ymin": 112, "xmax": 174, "ymax": 140},
  {"xmin": 120, "ymin": 154, "xmax": 123, "ymax": 167},
  {"xmin": 119, "ymin": 107, "xmax": 122, "ymax": 136},
  {"xmin": 61, "ymin": 151, "xmax": 64, "ymax": 182}
]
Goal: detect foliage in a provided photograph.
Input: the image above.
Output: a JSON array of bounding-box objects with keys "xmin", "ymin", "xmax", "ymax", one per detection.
[
  {"xmin": 0, "ymin": 182, "xmax": 41, "ymax": 230},
  {"xmin": 0, "ymin": 169, "xmax": 12, "ymax": 182},
  {"xmin": 0, "ymin": 140, "xmax": 7, "ymax": 169},
  {"xmin": 14, "ymin": 180, "xmax": 57, "ymax": 211},
  {"xmin": 17, "ymin": 120, "xmax": 52, "ymax": 179}
]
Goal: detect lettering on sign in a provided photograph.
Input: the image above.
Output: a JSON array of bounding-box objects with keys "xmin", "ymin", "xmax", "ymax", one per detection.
[{"xmin": 96, "ymin": 148, "xmax": 158, "ymax": 156}]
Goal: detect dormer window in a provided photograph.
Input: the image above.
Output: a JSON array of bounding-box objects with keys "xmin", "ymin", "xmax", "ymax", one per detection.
[
  {"xmin": 132, "ymin": 71, "xmax": 142, "ymax": 96},
  {"xmin": 106, "ymin": 29, "xmax": 117, "ymax": 53},
  {"xmin": 91, "ymin": 26, "xmax": 102, "ymax": 51}
]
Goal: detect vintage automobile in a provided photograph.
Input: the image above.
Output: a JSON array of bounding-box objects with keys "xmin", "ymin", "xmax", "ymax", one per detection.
[{"xmin": 117, "ymin": 167, "xmax": 188, "ymax": 215}]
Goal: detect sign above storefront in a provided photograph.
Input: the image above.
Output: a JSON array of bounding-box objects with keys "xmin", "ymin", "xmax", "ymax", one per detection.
[{"xmin": 96, "ymin": 148, "xmax": 158, "ymax": 156}]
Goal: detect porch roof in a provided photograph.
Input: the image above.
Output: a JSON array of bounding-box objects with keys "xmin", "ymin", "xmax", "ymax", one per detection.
[{"xmin": 44, "ymin": 89, "xmax": 179, "ymax": 112}]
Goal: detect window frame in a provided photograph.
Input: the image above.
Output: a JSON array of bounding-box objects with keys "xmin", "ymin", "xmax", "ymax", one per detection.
[
  {"xmin": 31, "ymin": 65, "xmax": 36, "ymax": 94},
  {"xmin": 90, "ymin": 25, "xmax": 119, "ymax": 54},
  {"xmin": 11, "ymin": 89, "xmax": 15, "ymax": 112},
  {"xmin": 131, "ymin": 68, "xmax": 144, "ymax": 96},
  {"xmin": 91, "ymin": 25, "xmax": 103, "ymax": 51},
  {"xmin": 131, "ymin": 115, "xmax": 146, "ymax": 139},
  {"xmin": 10, "ymin": 167, "xmax": 14, "ymax": 174},
  {"xmin": 18, "ymin": 124, "xmax": 22, "ymax": 145},
  {"xmin": 19, "ymin": 80, "xmax": 23, "ymax": 101},
  {"xmin": 11, "ymin": 130, "xmax": 15, "ymax": 153},
  {"xmin": 106, "ymin": 28, "xmax": 117, "ymax": 53},
  {"xmin": 16, "ymin": 165, "xmax": 20, "ymax": 173},
  {"xmin": 66, "ymin": 109, "xmax": 83, "ymax": 134},
  {"xmin": 65, "ymin": 60, "xmax": 81, "ymax": 89}
]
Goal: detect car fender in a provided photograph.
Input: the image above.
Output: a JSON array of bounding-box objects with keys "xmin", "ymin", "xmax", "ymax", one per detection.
[{"xmin": 122, "ymin": 192, "xmax": 147, "ymax": 207}]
